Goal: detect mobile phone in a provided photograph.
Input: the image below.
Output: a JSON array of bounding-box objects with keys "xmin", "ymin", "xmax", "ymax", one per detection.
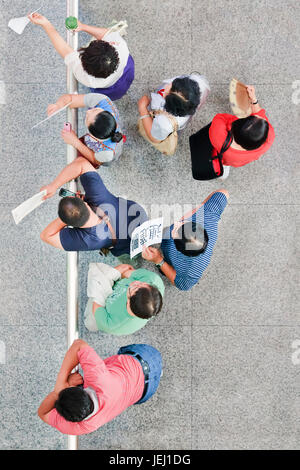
[
  {"xmin": 64, "ymin": 122, "xmax": 72, "ymax": 132},
  {"xmin": 59, "ymin": 188, "xmax": 77, "ymax": 198}
]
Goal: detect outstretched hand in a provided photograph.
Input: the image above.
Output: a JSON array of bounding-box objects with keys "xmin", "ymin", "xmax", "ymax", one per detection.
[
  {"xmin": 28, "ymin": 13, "xmax": 50, "ymax": 27},
  {"xmin": 47, "ymin": 103, "xmax": 60, "ymax": 116},
  {"xmin": 40, "ymin": 183, "xmax": 57, "ymax": 200}
]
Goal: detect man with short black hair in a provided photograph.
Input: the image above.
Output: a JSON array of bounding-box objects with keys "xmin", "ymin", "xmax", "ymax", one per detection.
[
  {"xmin": 142, "ymin": 190, "xmax": 229, "ymax": 291},
  {"xmin": 84, "ymin": 263, "xmax": 164, "ymax": 334},
  {"xmin": 38, "ymin": 339, "xmax": 163, "ymax": 435},
  {"xmin": 40, "ymin": 157, "xmax": 147, "ymax": 257}
]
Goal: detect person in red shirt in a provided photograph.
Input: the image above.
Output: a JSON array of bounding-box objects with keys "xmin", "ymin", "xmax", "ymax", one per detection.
[
  {"xmin": 37, "ymin": 339, "xmax": 162, "ymax": 435},
  {"xmin": 209, "ymin": 85, "xmax": 275, "ymax": 179}
]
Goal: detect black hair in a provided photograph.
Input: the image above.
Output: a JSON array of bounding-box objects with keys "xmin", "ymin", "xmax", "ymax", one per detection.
[
  {"xmin": 58, "ymin": 197, "xmax": 90, "ymax": 227},
  {"xmin": 174, "ymin": 221, "xmax": 209, "ymax": 257},
  {"xmin": 79, "ymin": 40, "xmax": 120, "ymax": 79},
  {"xmin": 164, "ymin": 77, "xmax": 201, "ymax": 117},
  {"xmin": 231, "ymin": 116, "xmax": 269, "ymax": 150},
  {"xmin": 88, "ymin": 110, "xmax": 123, "ymax": 142},
  {"xmin": 54, "ymin": 387, "xmax": 94, "ymax": 422},
  {"xmin": 129, "ymin": 285, "xmax": 163, "ymax": 319}
]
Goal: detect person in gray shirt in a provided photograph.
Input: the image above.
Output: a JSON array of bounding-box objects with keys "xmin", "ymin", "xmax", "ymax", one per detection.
[{"xmin": 48, "ymin": 92, "xmax": 124, "ymax": 167}]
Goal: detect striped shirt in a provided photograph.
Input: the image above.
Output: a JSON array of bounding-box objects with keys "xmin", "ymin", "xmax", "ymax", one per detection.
[{"xmin": 161, "ymin": 192, "xmax": 228, "ymax": 291}]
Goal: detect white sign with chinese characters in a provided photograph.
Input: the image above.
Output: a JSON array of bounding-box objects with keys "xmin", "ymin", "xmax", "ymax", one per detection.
[{"xmin": 130, "ymin": 217, "xmax": 163, "ymax": 259}]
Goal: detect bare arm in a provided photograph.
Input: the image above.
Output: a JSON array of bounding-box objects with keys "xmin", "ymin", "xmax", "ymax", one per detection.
[
  {"xmin": 179, "ymin": 189, "xmax": 229, "ymax": 220},
  {"xmin": 246, "ymin": 85, "xmax": 262, "ymax": 114},
  {"xmin": 138, "ymin": 96, "xmax": 162, "ymax": 144},
  {"xmin": 142, "ymin": 247, "xmax": 176, "ymax": 284},
  {"xmin": 76, "ymin": 21, "xmax": 108, "ymax": 40},
  {"xmin": 41, "ymin": 157, "xmax": 97, "ymax": 201},
  {"xmin": 38, "ymin": 340, "xmax": 89, "ymax": 423},
  {"xmin": 40, "ymin": 218, "xmax": 65, "ymax": 249},
  {"xmin": 61, "ymin": 132, "xmax": 101, "ymax": 167},
  {"xmin": 159, "ymin": 260, "xmax": 176, "ymax": 284},
  {"xmin": 28, "ymin": 14, "xmax": 73, "ymax": 59},
  {"xmin": 47, "ymin": 94, "xmax": 86, "ymax": 116}
]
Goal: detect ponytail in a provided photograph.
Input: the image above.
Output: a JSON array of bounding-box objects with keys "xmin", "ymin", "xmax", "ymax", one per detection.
[
  {"xmin": 111, "ymin": 131, "xmax": 123, "ymax": 143},
  {"xmin": 89, "ymin": 110, "xmax": 122, "ymax": 142}
]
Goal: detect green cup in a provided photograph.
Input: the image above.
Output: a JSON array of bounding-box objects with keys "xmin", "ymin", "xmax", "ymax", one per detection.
[{"xmin": 65, "ymin": 16, "xmax": 78, "ymax": 31}]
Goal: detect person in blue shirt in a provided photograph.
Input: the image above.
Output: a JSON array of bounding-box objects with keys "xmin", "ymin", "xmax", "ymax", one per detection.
[
  {"xmin": 48, "ymin": 93, "xmax": 124, "ymax": 167},
  {"xmin": 142, "ymin": 190, "xmax": 229, "ymax": 291},
  {"xmin": 40, "ymin": 157, "xmax": 147, "ymax": 256}
]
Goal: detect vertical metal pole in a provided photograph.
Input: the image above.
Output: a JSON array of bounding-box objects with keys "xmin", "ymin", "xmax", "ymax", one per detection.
[{"xmin": 66, "ymin": 0, "xmax": 79, "ymax": 451}]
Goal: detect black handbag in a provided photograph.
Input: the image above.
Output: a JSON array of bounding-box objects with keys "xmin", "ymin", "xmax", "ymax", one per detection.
[{"xmin": 189, "ymin": 123, "xmax": 232, "ymax": 180}]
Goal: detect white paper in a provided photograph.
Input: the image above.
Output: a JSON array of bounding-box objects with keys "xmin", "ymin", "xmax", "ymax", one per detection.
[
  {"xmin": 8, "ymin": 17, "xmax": 30, "ymax": 35},
  {"xmin": 8, "ymin": 7, "xmax": 42, "ymax": 35},
  {"xmin": 130, "ymin": 217, "xmax": 163, "ymax": 259},
  {"xmin": 31, "ymin": 103, "xmax": 70, "ymax": 129},
  {"xmin": 12, "ymin": 190, "xmax": 47, "ymax": 225}
]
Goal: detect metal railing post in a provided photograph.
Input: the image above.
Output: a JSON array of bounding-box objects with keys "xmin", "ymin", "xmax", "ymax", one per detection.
[{"xmin": 66, "ymin": 0, "xmax": 79, "ymax": 451}]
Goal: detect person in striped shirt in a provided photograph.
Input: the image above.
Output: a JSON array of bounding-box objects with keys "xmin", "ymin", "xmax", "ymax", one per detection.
[{"xmin": 142, "ymin": 190, "xmax": 229, "ymax": 291}]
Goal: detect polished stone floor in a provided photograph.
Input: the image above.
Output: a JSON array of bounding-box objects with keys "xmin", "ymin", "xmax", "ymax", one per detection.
[{"xmin": 0, "ymin": 0, "xmax": 299, "ymax": 450}]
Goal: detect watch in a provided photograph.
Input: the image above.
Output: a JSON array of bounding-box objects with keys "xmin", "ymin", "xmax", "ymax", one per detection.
[{"xmin": 155, "ymin": 258, "xmax": 165, "ymax": 268}]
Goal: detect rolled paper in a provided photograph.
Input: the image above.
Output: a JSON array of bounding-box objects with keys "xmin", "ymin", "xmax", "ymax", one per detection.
[
  {"xmin": 8, "ymin": 7, "xmax": 42, "ymax": 35},
  {"xmin": 8, "ymin": 16, "xmax": 30, "ymax": 35},
  {"xmin": 31, "ymin": 102, "xmax": 70, "ymax": 129},
  {"xmin": 12, "ymin": 190, "xmax": 47, "ymax": 225}
]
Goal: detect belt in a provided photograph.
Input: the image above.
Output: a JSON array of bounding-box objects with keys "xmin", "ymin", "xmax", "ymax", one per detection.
[{"xmin": 125, "ymin": 352, "xmax": 150, "ymax": 401}]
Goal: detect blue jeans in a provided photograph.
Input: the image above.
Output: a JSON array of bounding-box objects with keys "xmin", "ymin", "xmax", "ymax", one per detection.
[{"xmin": 118, "ymin": 344, "xmax": 163, "ymax": 404}]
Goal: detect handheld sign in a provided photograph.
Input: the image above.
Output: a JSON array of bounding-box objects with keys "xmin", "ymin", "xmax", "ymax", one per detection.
[
  {"xmin": 12, "ymin": 190, "xmax": 47, "ymax": 225},
  {"xmin": 130, "ymin": 218, "xmax": 163, "ymax": 259},
  {"xmin": 8, "ymin": 7, "xmax": 42, "ymax": 35}
]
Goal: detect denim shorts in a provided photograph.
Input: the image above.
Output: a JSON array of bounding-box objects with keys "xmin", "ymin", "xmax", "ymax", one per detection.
[{"xmin": 118, "ymin": 343, "xmax": 163, "ymax": 404}]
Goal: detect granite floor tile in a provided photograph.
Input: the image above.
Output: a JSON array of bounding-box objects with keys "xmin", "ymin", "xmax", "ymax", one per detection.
[
  {"xmin": 0, "ymin": 204, "xmax": 67, "ymax": 326},
  {"xmin": 191, "ymin": 204, "xmax": 299, "ymax": 326},
  {"xmin": 191, "ymin": 326, "xmax": 300, "ymax": 449},
  {"xmin": 1, "ymin": 1, "xmax": 68, "ymax": 84},
  {"xmin": 190, "ymin": 0, "xmax": 300, "ymax": 84}
]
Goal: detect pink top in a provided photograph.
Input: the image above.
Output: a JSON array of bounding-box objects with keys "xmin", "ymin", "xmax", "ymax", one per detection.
[
  {"xmin": 209, "ymin": 109, "xmax": 275, "ymax": 168},
  {"xmin": 48, "ymin": 346, "xmax": 145, "ymax": 435}
]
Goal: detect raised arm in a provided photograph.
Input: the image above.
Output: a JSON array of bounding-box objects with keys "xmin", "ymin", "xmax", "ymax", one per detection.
[
  {"xmin": 75, "ymin": 20, "xmax": 108, "ymax": 40},
  {"xmin": 47, "ymin": 94, "xmax": 86, "ymax": 116},
  {"xmin": 28, "ymin": 13, "xmax": 73, "ymax": 59},
  {"xmin": 246, "ymin": 85, "xmax": 262, "ymax": 114},
  {"xmin": 40, "ymin": 157, "xmax": 96, "ymax": 201},
  {"xmin": 38, "ymin": 339, "xmax": 88, "ymax": 423},
  {"xmin": 180, "ymin": 189, "xmax": 229, "ymax": 220}
]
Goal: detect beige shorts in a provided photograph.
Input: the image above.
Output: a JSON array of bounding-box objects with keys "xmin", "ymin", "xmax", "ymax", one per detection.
[{"xmin": 84, "ymin": 298, "xmax": 99, "ymax": 332}]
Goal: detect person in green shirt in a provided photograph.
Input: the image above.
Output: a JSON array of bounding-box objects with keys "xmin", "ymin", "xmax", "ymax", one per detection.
[{"xmin": 84, "ymin": 264, "xmax": 165, "ymax": 335}]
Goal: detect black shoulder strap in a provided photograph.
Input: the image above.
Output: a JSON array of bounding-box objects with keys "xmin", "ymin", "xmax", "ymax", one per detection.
[{"xmin": 219, "ymin": 131, "xmax": 233, "ymax": 155}]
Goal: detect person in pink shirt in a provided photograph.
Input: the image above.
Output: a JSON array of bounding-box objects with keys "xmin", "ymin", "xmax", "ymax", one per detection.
[{"xmin": 38, "ymin": 339, "xmax": 162, "ymax": 435}]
